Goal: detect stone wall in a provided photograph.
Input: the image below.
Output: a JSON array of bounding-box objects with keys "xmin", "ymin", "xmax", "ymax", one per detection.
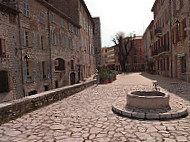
[
  {"xmin": 0, "ymin": 79, "xmax": 96, "ymax": 125},
  {"xmin": 0, "ymin": 4, "xmax": 23, "ymax": 102}
]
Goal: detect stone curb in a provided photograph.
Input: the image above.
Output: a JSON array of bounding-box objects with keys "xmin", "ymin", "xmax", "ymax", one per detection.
[
  {"xmin": 0, "ymin": 80, "xmax": 96, "ymax": 125},
  {"xmin": 112, "ymin": 100, "xmax": 189, "ymax": 120}
]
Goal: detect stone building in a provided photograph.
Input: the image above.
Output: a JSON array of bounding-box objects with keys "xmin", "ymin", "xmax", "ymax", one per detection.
[
  {"xmin": 151, "ymin": 0, "xmax": 190, "ymax": 82},
  {"xmin": 47, "ymin": 0, "xmax": 99, "ymax": 77},
  {"xmin": 143, "ymin": 20, "xmax": 154, "ymax": 72},
  {"xmin": 0, "ymin": 2, "xmax": 23, "ymax": 102},
  {"xmin": 93, "ymin": 17, "xmax": 102, "ymax": 67},
  {"xmin": 0, "ymin": 0, "xmax": 99, "ymax": 102}
]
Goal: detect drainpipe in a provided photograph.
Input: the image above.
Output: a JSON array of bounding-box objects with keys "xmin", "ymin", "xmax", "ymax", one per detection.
[
  {"xmin": 169, "ymin": 0, "xmax": 173, "ymax": 78},
  {"xmin": 47, "ymin": 9, "xmax": 53, "ymax": 89}
]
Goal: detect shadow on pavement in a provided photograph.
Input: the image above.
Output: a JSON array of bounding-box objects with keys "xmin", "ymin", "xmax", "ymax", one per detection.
[{"xmin": 140, "ymin": 72, "xmax": 190, "ymax": 104}]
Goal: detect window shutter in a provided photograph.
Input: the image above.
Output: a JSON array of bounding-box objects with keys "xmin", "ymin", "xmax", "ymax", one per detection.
[
  {"xmin": 46, "ymin": 36, "xmax": 49, "ymax": 49},
  {"xmin": 23, "ymin": 61, "xmax": 27, "ymax": 83},
  {"xmin": 32, "ymin": 61, "xmax": 36, "ymax": 81},
  {"xmin": 39, "ymin": 34, "xmax": 42, "ymax": 49},
  {"xmin": 21, "ymin": 29, "xmax": 26, "ymax": 46},
  {"xmin": 47, "ymin": 61, "xmax": 51, "ymax": 79},
  {"xmin": 32, "ymin": 32, "xmax": 35, "ymax": 48},
  {"xmin": 40, "ymin": 61, "xmax": 43, "ymax": 80},
  {"xmin": 43, "ymin": 36, "xmax": 46, "ymax": 49},
  {"xmin": 29, "ymin": 61, "xmax": 33, "ymax": 81},
  {"xmin": 28, "ymin": 32, "xmax": 32, "ymax": 47}
]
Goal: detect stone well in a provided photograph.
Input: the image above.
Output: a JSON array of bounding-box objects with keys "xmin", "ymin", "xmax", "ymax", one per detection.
[{"xmin": 127, "ymin": 91, "xmax": 170, "ymax": 109}]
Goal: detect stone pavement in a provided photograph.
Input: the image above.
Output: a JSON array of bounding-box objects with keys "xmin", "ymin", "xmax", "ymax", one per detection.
[{"xmin": 0, "ymin": 72, "xmax": 190, "ymax": 142}]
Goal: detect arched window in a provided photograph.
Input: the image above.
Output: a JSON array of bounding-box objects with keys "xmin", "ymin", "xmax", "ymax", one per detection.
[
  {"xmin": 0, "ymin": 70, "xmax": 9, "ymax": 93},
  {"xmin": 55, "ymin": 58, "xmax": 65, "ymax": 71}
]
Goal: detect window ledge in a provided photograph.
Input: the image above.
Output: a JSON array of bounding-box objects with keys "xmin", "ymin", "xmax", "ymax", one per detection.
[{"xmin": 55, "ymin": 71, "xmax": 65, "ymax": 73}]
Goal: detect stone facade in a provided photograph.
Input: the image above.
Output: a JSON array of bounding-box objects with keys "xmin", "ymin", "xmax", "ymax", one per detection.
[
  {"xmin": 0, "ymin": 0, "xmax": 99, "ymax": 102},
  {"xmin": 0, "ymin": 3, "xmax": 23, "ymax": 102},
  {"xmin": 151, "ymin": 0, "xmax": 190, "ymax": 82},
  {"xmin": 143, "ymin": 20, "xmax": 154, "ymax": 71},
  {"xmin": 93, "ymin": 17, "xmax": 102, "ymax": 67},
  {"xmin": 48, "ymin": 0, "xmax": 98, "ymax": 77}
]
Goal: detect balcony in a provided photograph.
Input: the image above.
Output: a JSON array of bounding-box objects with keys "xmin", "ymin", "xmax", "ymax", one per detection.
[
  {"xmin": 154, "ymin": 27, "xmax": 162, "ymax": 37},
  {"xmin": 152, "ymin": 45, "xmax": 169, "ymax": 56}
]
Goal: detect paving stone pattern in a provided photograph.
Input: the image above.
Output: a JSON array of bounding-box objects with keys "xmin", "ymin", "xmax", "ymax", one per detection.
[{"xmin": 0, "ymin": 73, "xmax": 190, "ymax": 142}]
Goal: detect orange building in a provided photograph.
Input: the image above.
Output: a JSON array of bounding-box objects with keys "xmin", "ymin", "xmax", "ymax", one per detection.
[{"xmin": 101, "ymin": 47, "xmax": 108, "ymax": 66}]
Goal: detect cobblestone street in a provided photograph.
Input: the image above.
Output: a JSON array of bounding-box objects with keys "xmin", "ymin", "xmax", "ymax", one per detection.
[{"xmin": 0, "ymin": 73, "xmax": 190, "ymax": 142}]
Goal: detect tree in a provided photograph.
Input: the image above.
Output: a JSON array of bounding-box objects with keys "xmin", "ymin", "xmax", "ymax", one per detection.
[{"xmin": 112, "ymin": 32, "xmax": 134, "ymax": 72}]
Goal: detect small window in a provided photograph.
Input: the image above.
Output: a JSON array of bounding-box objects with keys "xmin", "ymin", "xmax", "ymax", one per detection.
[
  {"xmin": 23, "ymin": 2, "xmax": 30, "ymax": 17},
  {"xmin": 55, "ymin": 58, "xmax": 65, "ymax": 71},
  {"xmin": 55, "ymin": 81, "xmax": 58, "ymax": 88},
  {"xmin": 40, "ymin": 12, "xmax": 45, "ymax": 24},
  {"xmin": 40, "ymin": 35, "xmax": 46, "ymax": 49},
  {"xmin": 44, "ymin": 85, "xmax": 49, "ymax": 91},
  {"xmin": 28, "ymin": 90, "xmax": 37, "ymax": 96},
  {"xmin": 71, "ymin": 60, "xmax": 74, "ymax": 70},
  {"xmin": 0, "ymin": 39, "xmax": 6, "ymax": 57},
  {"xmin": 0, "ymin": 70, "xmax": 9, "ymax": 93},
  {"xmin": 52, "ymin": 13, "xmax": 56, "ymax": 23}
]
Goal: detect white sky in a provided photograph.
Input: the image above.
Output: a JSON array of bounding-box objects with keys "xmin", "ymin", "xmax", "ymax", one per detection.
[{"xmin": 83, "ymin": 0, "xmax": 155, "ymax": 47}]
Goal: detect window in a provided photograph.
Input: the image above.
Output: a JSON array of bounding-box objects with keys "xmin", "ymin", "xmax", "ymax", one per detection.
[
  {"xmin": 55, "ymin": 81, "xmax": 58, "ymax": 88},
  {"xmin": 23, "ymin": 2, "xmax": 30, "ymax": 17},
  {"xmin": 0, "ymin": 71, "xmax": 9, "ymax": 93},
  {"xmin": 55, "ymin": 58, "xmax": 65, "ymax": 71},
  {"xmin": 181, "ymin": 56, "xmax": 186, "ymax": 73},
  {"xmin": 26, "ymin": 61, "xmax": 33, "ymax": 81},
  {"xmin": 23, "ymin": 30, "xmax": 32, "ymax": 47},
  {"xmin": 52, "ymin": 13, "xmax": 56, "ymax": 23},
  {"xmin": 61, "ymin": 35, "xmax": 66, "ymax": 48},
  {"xmin": 44, "ymin": 85, "xmax": 49, "ymax": 91},
  {"xmin": 40, "ymin": 35, "xmax": 46, "ymax": 49},
  {"xmin": 61, "ymin": 19, "xmax": 64, "ymax": 27},
  {"xmin": 69, "ymin": 24, "xmax": 73, "ymax": 32},
  {"xmin": 105, "ymin": 49, "xmax": 107, "ymax": 53},
  {"xmin": 53, "ymin": 32, "xmax": 57, "ymax": 45},
  {"xmin": 28, "ymin": 90, "xmax": 37, "ymax": 96},
  {"xmin": 0, "ymin": 39, "xmax": 6, "ymax": 57},
  {"xmin": 40, "ymin": 12, "xmax": 45, "ymax": 24},
  {"xmin": 75, "ymin": 28, "xmax": 80, "ymax": 36},
  {"xmin": 71, "ymin": 60, "xmax": 74, "ymax": 70},
  {"xmin": 69, "ymin": 38, "xmax": 73, "ymax": 48}
]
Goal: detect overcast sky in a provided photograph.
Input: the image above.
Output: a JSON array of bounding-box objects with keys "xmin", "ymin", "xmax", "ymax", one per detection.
[{"xmin": 83, "ymin": 0, "xmax": 155, "ymax": 47}]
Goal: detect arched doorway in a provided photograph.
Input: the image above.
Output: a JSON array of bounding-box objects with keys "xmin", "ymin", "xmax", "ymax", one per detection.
[{"xmin": 70, "ymin": 72, "xmax": 75, "ymax": 85}]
